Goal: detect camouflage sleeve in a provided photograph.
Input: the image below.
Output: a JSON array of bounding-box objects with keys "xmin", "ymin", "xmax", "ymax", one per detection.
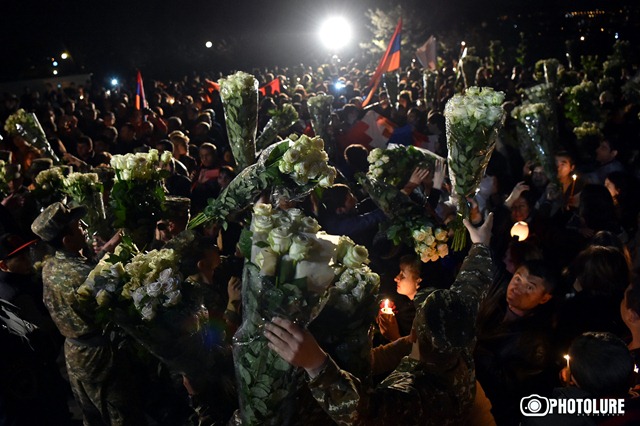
[
  {"xmin": 307, "ymin": 355, "xmax": 363, "ymax": 425},
  {"xmin": 450, "ymin": 243, "xmax": 494, "ymax": 306},
  {"xmin": 371, "ymin": 336, "xmax": 412, "ymax": 376}
]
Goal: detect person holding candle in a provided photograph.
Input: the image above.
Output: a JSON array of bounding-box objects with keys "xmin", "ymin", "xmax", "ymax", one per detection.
[
  {"xmin": 554, "ymin": 151, "xmax": 585, "ymax": 212},
  {"xmin": 263, "ymin": 214, "xmax": 495, "ymax": 425},
  {"xmin": 377, "ymin": 254, "xmax": 428, "ymax": 343}
]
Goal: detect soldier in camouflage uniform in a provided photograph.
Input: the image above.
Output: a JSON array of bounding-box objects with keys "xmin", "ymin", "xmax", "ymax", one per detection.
[
  {"xmin": 265, "ymin": 214, "xmax": 495, "ymax": 425},
  {"xmin": 32, "ymin": 203, "xmax": 146, "ymax": 426}
]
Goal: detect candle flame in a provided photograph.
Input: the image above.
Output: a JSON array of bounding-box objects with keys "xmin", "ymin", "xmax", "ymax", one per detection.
[
  {"xmin": 572, "ymin": 174, "xmax": 577, "ymax": 181},
  {"xmin": 635, "ymin": 364, "xmax": 639, "ymax": 374},
  {"xmin": 563, "ymin": 354, "xmax": 570, "ymax": 361},
  {"xmin": 384, "ymin": 299, "xmax": 390, "ymax": 309}
]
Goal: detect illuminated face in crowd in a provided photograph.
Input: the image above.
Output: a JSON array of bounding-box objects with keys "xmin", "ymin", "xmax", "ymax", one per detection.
[
  {"xmin": 510, "ymin": 197, "xmax": 530, "ymax": 223},
  {"xmin": 395, "ymin": 264, "xmax": 422, "ymax": 300},
  {"xmin": 506, "ymin": 266, "xmax": 551, "ymax": 316},
  {"xmin": 555, "ymin": 156, "xmax": 574, "ymax": 180}
]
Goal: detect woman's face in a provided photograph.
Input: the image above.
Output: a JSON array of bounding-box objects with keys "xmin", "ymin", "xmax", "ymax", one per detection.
[
  {"xmin": 395, "ymin": 264, "xmax": 421, "ymax": 300},
  {"xmin": 511, "ymin": 196, "xmax": 530, "ymax": 222}
]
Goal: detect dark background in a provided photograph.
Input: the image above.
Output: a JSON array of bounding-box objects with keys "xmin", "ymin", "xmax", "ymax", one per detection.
[{"xmin": 1, "ymin": 0, "xmax": 638, "ymax": 84}]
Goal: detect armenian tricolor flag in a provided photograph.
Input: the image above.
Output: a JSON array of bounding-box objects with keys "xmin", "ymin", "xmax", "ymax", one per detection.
[
  {"xmin": 135, "ymin": 70, "xmax": 148, "ymax": 110},
  {"xmin": 362, "ymin": 18, "xmax": 402, "ymax": 108}
]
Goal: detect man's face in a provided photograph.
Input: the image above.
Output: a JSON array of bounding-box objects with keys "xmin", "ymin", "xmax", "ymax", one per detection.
[
  {"xmin": 77, "ymin": 143, "xmax": 92, "ymax": 159},
  {"xmin": 555, "ymin": 156, "xmax": 574, "ymax": 180},
  {"xmin": 506, "ymin": 266, "xmax": 551, "ymax": 315},
  {"xmin": 65, "ymin": 219, "xmax": 88, "ymax": 253},
  {"xmin": 596, "ymin": 141, "xmax": 616, "ymax": 164}
]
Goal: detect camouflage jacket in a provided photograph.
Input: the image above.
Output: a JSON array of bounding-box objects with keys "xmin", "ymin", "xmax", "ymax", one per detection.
[
  {"xmin": 42, "ymin": 250, "xmax": 96, "ymax": 339},
  {"xmin": 307, "ymin": 244, "xmax": 494, "ymax": 425}
]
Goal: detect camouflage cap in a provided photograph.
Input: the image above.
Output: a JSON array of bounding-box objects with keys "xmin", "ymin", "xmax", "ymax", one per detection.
[
  {"xmin": 31, "ymin": 202, "xmax": 87, "ymax": 242},
  {"xmin": 415, "ymin": 289, "xmax": 475, "ymax": 353}
]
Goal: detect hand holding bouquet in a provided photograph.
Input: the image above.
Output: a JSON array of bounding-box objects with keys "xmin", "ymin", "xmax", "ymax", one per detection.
[
  {"xmin": 189, "ymin": 134, "xmax": 336, "ymax": 229},
  {"xmin": 4, "ymin": 109, "xmax": 60, "ymax": 163},
  {"xmin": 445, "ymin": 86, "xmax": 505, "ymax": 250}
]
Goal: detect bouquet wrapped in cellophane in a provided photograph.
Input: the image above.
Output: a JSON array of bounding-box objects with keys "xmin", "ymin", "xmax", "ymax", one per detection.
[
  {"xmin": 33, "ymin": 166, "xmax": 68, "ymax": 208},
  {"xmin": 360, "ymin": 145, "xmax": 449, "ymax": 262},
  {"xmin": 255, "ymin": 104, "xmax": 299, "ymax": 151},
  {"xmin": 109, "ymin": 149, "xmax": 172, "ymax": 247},
  {"xmin": 189, "ymin": 134, "xmax": 336, "ymax": 230},
  {"xmin": 307, "ymin": 94, "xmax": 334, "ymax": 158},
  {"xmin": 77, "ymin": 231, "xmax": 237, "ymax": 423},
  {"xmin": 3, "ymin": 109, "xmax": 60, "ymax": 163},
  {"xmin": 511, "ymin": 102, "xmax": 557, "ymax": 182},
  {"xmin": 445, "ymin": 86, "xmax": 505, "ymax": 251},
  {"xmin": 220, "ymin": 71, "xmax": 259, "ymax": 172},
  {"xmin": 62, "ymin": 172, "xmax": 110, "ymax": 239},
  {"xmin": 233, "ymin": 204, "xmax": 380, "ymax": 425}
]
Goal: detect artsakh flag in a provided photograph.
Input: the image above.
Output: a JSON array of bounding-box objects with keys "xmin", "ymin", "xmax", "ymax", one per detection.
[
  {"xmin": 135, "ymin": 70, "xmax": 148, "ymax": 110},
  {"xmin": 259, "ymin": 79, "xmax": 281, "ymax": 96},
  {"xmin": 337, "ymin": 110, "xmax": 397, "ymax": 151},
  {"xmin": 362, "ymin": 18, "xmax": 402, "ymax": 108}
]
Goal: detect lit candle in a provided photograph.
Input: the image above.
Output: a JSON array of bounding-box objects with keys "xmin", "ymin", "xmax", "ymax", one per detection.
[
  {"xmin": 564, "ymin": 354, "xmax": 570, "ymax": 369},
  {"xmin": 510, "ymin": 221, "xmax": 529, "ymax": 242},
  {"xmin": 635, "ymin": 364, "xmax": 639, "ymax": 374},
  {"xmin": 569, "ymin": 174, "xmax": 577, "ymax": 199},
  {"xmin": 381, "ymin": 299, "xmax": 394, "ymax": 315}
]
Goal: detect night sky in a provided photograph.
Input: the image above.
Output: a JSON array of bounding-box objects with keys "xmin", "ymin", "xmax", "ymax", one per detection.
[{"xmin": 0, "ymin": 0, "xmax": 635, "ymax": 82}]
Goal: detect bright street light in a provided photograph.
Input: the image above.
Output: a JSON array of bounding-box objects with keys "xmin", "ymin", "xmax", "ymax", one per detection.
[
  {"xmin": 61, "ymin": 52, "xmax": 69, "ymax": 59},
  {"xmin": 319, "ymin": 16, "xmax": 351, "ymax": 50},
  {"xmin": 205, "ymin": 41, "xmax": 213, "ymax": 48},
  {"xmin": 111, "ymin": 78, "xmax": 119, "ymax": 86}
]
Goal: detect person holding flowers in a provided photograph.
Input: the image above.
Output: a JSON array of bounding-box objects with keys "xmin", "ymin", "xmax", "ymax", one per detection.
[
  {"xmin": 264, "ymin": 213, "xmax": 494, "ymax": 425},
  {"xmin": 31, "ymin": 202, "xmax": 147, "ymax": 426}
]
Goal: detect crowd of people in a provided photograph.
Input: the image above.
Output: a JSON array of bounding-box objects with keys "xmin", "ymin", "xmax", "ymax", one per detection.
[{"xmin": 2, "ymin": 40, "xmax": 640, "ymax": 425}]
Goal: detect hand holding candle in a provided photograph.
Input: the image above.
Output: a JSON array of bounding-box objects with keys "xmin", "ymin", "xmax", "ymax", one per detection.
[{"xmin": 380, "ymin": 298, "xmax": 394, "ymax": 315}]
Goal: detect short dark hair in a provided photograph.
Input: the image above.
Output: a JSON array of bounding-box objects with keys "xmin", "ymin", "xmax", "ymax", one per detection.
[
  {"xmin": 399, "ymin": 254, "xmax": 421, "ymax": 278},
  {"xmin": 569, "ymin": 332, "xmax": 633, "ymax": 397},
  {"xmin": 520, "ymin": 259, "xmax": 558, "ymax": 293},
  {"xmin": 573, "ymin": 245, "xmax": 629, "ymax": 296},
  {"xmin": 178, "ymin": 236, "xmax": 219, "ymax": 277},
  {"xmin": 344, "ymin": 144, "xmax": 369, "ymax": 173}
]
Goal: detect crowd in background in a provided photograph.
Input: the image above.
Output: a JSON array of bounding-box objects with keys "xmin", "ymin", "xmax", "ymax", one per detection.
[{"xmin": 2, "ymin": 43, "xmax": 640, "ymax": 425}]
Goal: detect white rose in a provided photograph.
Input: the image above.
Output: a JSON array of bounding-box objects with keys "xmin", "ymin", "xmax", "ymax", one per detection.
[
  {"xmin": 132, "ymin": 287, "xmax": 146, "ymax": 307},
  {"xmin": 160, "ymin": 150, "xmax": 173, "ymax": 164},
  {"xmin": 318, "ymin": 166, "xmax": 336, "ymax": 188},
  {"xmin": 146, "ymin": 281, "xmax": 163, "ymax": 298},
  {"xmin": 342, "ymin": 245, "xmax": 369, "ymax": 268},
  {"xmin": 434, "ymin": 228, "xmax": 447, "ymax": 242},
  {"xmin": 336, "ymin": 270, "xmax": 357, "ymax": 292},
  {"xmin": 437, "ymin": 243, "xmax": 449, "ymax": 257},
  {"xmin": 299, "ymin": 216, "xmax": 321, "ymax": 233},
  {"xmin": 335, "ymin": 236, "xmax": 355, "ymax": 262},
  {"xmin": 289, "ymin": 235, "xmax": 313, "ymax": 261},
  {"xmin": 255, "ymin": 247, "xmax": 278, "ymax": 276},
  {"xmin": 424, "ymin": 234, "xmax": 436, "ymax": 247},
  {"xmin": 253, "ymin": 203, "xmax": 273, "ymax": 217},
  {"xmin": 140, "ymin": 303, "xmax": 156, "ymax": 321},
  {"xmin": 287, "ymin": 208, "xmax": 304, "ymax": 224},
  {"xmin": 413, "ymin": 229, "xmax": 426, "ymax": 242},
  {"xmin": 122, "ymin": 169, "xmax": 131, "ymax": 180},
  {"xmin": 268, "ymin": 226, "xmax": 293, "ymax": 254},
  {"xmin": 147, "ymin": 149, "xmax": 159, "ymax": 163},
  {"xmin": 163, "ymin": 290, "xmax": 181, "ymax": 307},
  {"xmin": 250, "ymin": 215, "xmax": 274, "ymax": 234},
  {"xmin": 283, "ymin": 148, "xmax": 301, "ymax": 164}
]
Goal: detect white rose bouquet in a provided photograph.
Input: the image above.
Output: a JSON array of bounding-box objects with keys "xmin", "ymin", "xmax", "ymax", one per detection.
[
  {"xmin": 189, "ymin": 134, "xmax": 336, "ymax": 229},
  {"xmin": 445, "ymin": 86, "xmax": 505, "ymax": 250},
  {"xmin": 220, "ymin": 71, "xmax": 259, "ymax": 171},
  {"xmin": 511, "ymin": 102, "xmax": 557, "ymax": 181},
  {"xmin": 3, "ymin": 109, "xmax": 60, "ymax": 163},
  {"xmin": 109, "ymin": 149, "xmax": 171, "ymax": 246},
  {"xmin": 0, "ymin": 160, "xmax": 10, "ymax": 198},
  {"xmin": 367, "ymin": 144, "xmax": 442, "ymax": 187},
  {"xmin": 62, "ymin": 172, "xmax": 109, "ymax": 238},
  {"xmin": 33, "ymin": 166, "xmax": 68, "ymax": 208},
  {"xmin": 77, "ymin": 231, "xmax": 237, "ymax": 417},
  {"xmin": 255, "ymin": 103, "xmax": 299, "ymax": 151},
  {"xmin": 233, "ymin": 206, "xmax": 379, "ymax": 425},
  {"xmin": 307, "ymin": 94, "xmax": 335, "ymax": 158}
]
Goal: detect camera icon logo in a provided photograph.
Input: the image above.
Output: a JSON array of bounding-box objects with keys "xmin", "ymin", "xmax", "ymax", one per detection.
[{"xmin": 520, "ymin": 395, "xmax": 550, "ymax": 417}]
